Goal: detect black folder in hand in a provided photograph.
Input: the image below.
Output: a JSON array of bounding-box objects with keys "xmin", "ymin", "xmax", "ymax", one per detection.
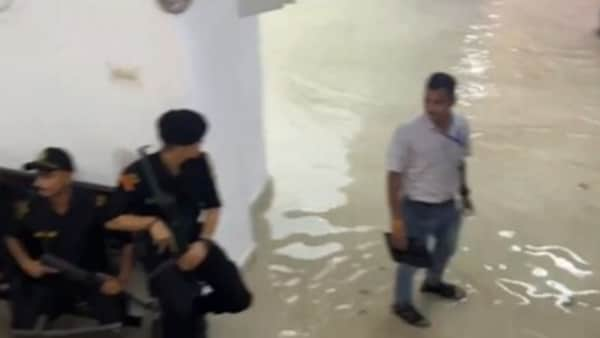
[{"xmin": 384, "ymin": 233, "xmax": 433, "ymax": 268}]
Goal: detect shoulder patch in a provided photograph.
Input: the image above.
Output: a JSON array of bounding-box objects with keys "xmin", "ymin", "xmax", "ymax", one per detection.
[
  {"xmin": 14, "ymin": 200, "xmax": 30, "ymax": 220},
  {"xmin": 119, "ymin": 173, "xmax": 140, "ymax": 192}
]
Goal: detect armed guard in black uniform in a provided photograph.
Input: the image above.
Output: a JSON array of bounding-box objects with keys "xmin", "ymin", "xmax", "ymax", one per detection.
[
  {"xmin": 105, "ymin": 109, "xmax": 252, "ymax": 338},
  {"xmin": 4, "ymin": 148, "xmax": 133, "ymax": 334}
]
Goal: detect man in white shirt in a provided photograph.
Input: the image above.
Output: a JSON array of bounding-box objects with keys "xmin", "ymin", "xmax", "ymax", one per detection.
[{"xmin": 386, "ymin": 72, "xmax": 473, "ymax": 327}]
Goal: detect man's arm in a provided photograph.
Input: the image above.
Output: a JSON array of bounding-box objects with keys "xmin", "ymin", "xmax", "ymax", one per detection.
[
  {"xmin": 387, "ymin": 172, "xmax": 404, "ymax": 223},
  {"xmin": 459, "ymin": 117, "xmax": 473, "ymax": 211},
  {"xmin": 192, "ymin": 154, "xmax": 222, "ymax": 240},
  {"xmin": 5, "ymin": 236, "xmax": 33, "ymax": 270},
  {"xmin": 387, "ymin": 172, "xmax": 407, "ymax": 248},
  {"xmin": 5, "ymin": 236, "xmax": 56, "ymax": 278},
  {"xmin": 105, "ymin": 215, "xmax": 158, "ymax": 232},
  {"xmin": 459, "ymin": 118, "xmax": 472, "ymax": 200},
  {"xmin": 117, "ymin": 243, "xmax": 134, "ymax": 285},
  {"xmin": 104, "ymin": 170, "xmax": 158, "ymax": 233},
  {"xmin": 201, "ymin": 208, "xmax": 220, "ymax": 239},
  {"xmin": 386, "ymin": 126, "xmax": 409, "ymax": 248},
  {"xmin": 459, "ymin": 161, "xmax": 474, "ymax": 212},
  {"xmin": 459, "ymin": 161, "xmax": 468, "ymax": 196},
  {"xmin": 104, "ymin": 172, "xmax": 175, "ymax": 252}
]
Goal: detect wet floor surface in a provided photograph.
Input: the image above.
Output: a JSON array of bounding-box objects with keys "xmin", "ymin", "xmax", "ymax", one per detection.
[
  {"xmin": 212, "ymin": 0, "xmax": 600, "ymax": 337},
  {"xmin": 2, "ymin": 1, "xmax": 600, "ymax": 337}
]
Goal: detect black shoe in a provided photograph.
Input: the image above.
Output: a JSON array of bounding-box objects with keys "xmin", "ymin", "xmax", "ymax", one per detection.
[
  {"xmin": 392, "ymin": 304, "xmax": 431, "ymax": 327},
  {"xmin": 421, "ymin": 282, "xmax": 466, "ymax": 300}
]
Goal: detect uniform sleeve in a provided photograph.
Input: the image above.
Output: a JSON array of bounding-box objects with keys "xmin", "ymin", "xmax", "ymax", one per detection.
[
  {"xmin": 181, "ymin": 154, "xmax": 222, "ymax": 210},
  {"xmin": 103, "ymin": 168, "xmax": 142, "ymax": 221},
  {"xmin": 5, "ymin": 200, "xmax": 29, "ymax": 239},
  {"xmin": 386, "ymin": 127, "xmax": 410, "ymax": 173},
  {"xmin": 94, "ymin": 192, "xmax": 132, "ymax": 247},
  {"xmin": 197, "ymin": 155, "xmax": 222, "ymax": 209},
  {"xmin": 0, "ymin": 188, "xmax": 12, "ymax": 237}
]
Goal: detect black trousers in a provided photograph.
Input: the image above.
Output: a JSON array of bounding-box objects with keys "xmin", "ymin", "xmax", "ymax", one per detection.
[
  {"xmin": 10, "ymin": 274, "xmax": 124, "ymax": 330},
  {"xmin": 149, "ymin": 242, "xmax": 252, "ymax": 338}
]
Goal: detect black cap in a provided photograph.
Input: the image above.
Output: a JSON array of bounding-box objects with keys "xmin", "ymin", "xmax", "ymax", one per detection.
[
  {"xmin": 23, "ymin": 148, "xmax": 74, "ymax": 172},
  {"xmin": 159, "ymin": 109, "xmax": 208, "ymax": 146}
]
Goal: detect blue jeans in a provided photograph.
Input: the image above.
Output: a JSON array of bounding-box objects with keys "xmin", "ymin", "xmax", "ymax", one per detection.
[{"xmin": 394, "ymin": 199, "xmax": 461, "ymax": 306}]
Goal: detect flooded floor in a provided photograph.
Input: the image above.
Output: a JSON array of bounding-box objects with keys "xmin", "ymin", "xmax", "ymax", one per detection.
[{"xmin": 213, "ymin": 0, "xmax": 600, "ymax": 337}]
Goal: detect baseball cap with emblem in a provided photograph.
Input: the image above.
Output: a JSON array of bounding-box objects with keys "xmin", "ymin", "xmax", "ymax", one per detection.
[{"xmin": 23, "ymin": 147, "xmax": 74, "ymax": 172}]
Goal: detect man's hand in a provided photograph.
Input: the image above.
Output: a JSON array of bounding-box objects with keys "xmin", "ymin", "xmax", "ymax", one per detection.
[
  {"xmin": 462, "ymin": 196, "xmax": 475, "ymax": 216},
  {"xmin": 391, "ymin": 219, "xmax": 408, "ymax": 251},
  {"xmin": 149, "ymin": 219, "xmax": 177, "ymax": 253},
  {"xmin": 22, "ymin": 260, "xmax": 58, "ymax": 279},
  {"xmin": 99, "ymin": 275, "xmax": 123, "ymax": 296},
  {"xmin": 177, "ymin": 241, "xmax": 209, "ymax": 272}
]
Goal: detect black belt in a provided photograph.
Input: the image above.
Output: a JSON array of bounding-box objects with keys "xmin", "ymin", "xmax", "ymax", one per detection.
[{"xmin": 405, "ymin": 198, "xmax": 454, "ymax": 207}]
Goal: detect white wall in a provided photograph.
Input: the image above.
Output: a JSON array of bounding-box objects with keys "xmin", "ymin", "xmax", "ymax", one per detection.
[
  {"xmin": 0, "ymin": 0, "xmax": 187, "ymax": 183},
  {"xmin": 175, "ymin": 0, "xmax": 267, "ymax": 263},
  {"xmin": 238, "ymin": 0, "xmax": 295, "ymax": 17},
  {"xmin": 0, "ymin": 0, "xmax": 266, "ymax": 264}
]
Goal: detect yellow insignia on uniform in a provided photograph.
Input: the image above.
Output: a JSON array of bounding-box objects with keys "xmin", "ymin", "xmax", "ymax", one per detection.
[
  {"xmin": 34, "ymin": 231, "xmax": 59, "ymax": 239},
  {"xmin": 14, "ymin": 201, "xmax": 30, "ymax": 220},
  {"xmin": 96, "ymin": 194, "xmax": 108, "ymax": 207},
  {"xmin": 119, "ymin": 174, "xmax": 140, "ymax": 192}
]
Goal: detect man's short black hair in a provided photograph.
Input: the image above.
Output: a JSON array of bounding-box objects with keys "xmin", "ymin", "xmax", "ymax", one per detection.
[
  {"xmin": 426, "ymin": 72, "xmax": 457, "ymax": 100},
  {"xmin": 158, "ymin": 109, "xmax": 208, "ymax": 146}
]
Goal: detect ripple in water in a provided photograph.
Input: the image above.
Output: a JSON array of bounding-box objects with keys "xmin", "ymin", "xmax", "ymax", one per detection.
[
  {"xmin": 524, "ymin": 245, "xmax": 589, "ymax": 265},
  {"xmin": 312, "ymin": 255, "xmax": 349, "ymax": 281},
  {"xmin": 279, "ymin": 330, "xmax": 300, "ymax": 337},
  {"xmin": 496, "ymin": 278, "xmax": 599, "ymax": 313},
  {"xmin": 269, "ymin": 265, "xmax": 299, "ymax": 274},
  {"xmin": 344, "ymin": 269, "xmax": 368, "ymax": 283},
  {"xmin": 274, "ymin": 242, "xmax": 344, "ymax": 261},
  {"xmin": 511, "ymin": 245, "xmax": 523, "ymax": 252},
  {"xmin": 498, "ymin": 230, "xmax": 516, "ymax": 239},
  {"xmin": 532, "ymin": 267, "xmax": 549, "ymax": 278},
  {"xmin": 523, "ymin": 246, "xmax": 592, "ymax": 279},
  {"xmin": 335, "ymin": 304, "xmax": 353, "ymax": 311}
]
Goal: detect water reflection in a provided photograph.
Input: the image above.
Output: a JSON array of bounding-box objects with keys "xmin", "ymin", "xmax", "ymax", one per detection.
[
  {"xmin": 335, "ymin": 304, "xmax": 353, "ymax": 311},
  {"xmin": 532, "ymin": 267, "xmax": 549, "ymax": 278},
  {"xmin": 344, "ymin": 269, "xmax": 368, "ymax": 283},
  {"xmin": 286, "ymin": 295, "xmax": 300, "ymax": 304},
  {"xmin": 523, "ymin": 247, "xmax": 592, "ymax": 279},
  {"xmin": 279, "ymin": 330, "xmax": 302, "ymax": 337},
  {"xmin": 498, "ymin": 230, "xmax": 516, "ymax": 239},
  {"xmin": 511, "ymin": 245, "xmax": 523, "ymax": 252},
  {"xmin": 578, "ymin": 115, "xmax": 600, "ymax": 127},
  {"xmin": 269, "ymin": 264, "xmax": 302, "ymax": 274},
  {"xmin": 283, "ymin": 277, "xmax": 302, "ymax": 287},
  {"xmin": 494, "ymin": 239, "xmax": 598, "ymax": 313},
  {"xmin": 525, "ymin": 245, "xmax": 589, "ymax": 265},
  {"xmin": 274, "ymin": 242, "xmax": 344, "ymax": 260},
  {"xmin": 312, "ymin": 255, "xmax": 350, "ymax": 281}
]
